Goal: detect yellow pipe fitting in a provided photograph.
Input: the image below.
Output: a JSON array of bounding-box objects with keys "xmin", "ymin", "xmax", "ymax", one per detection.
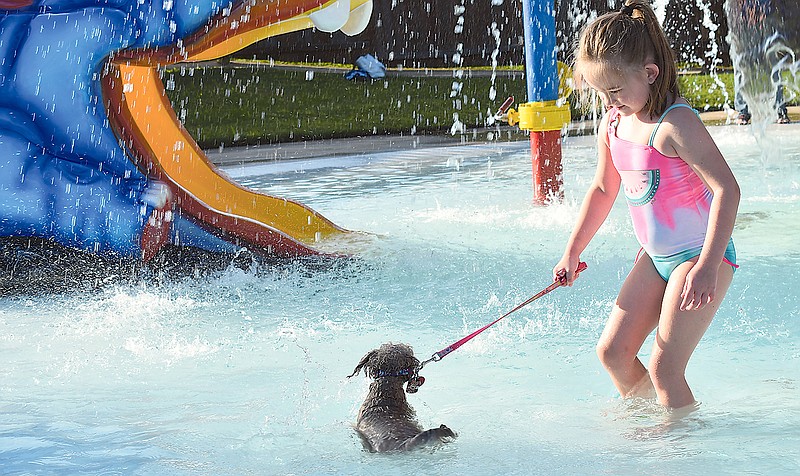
[{"xmin": 517, "ymin": 100, "xmax": 571, "ymax": 132}]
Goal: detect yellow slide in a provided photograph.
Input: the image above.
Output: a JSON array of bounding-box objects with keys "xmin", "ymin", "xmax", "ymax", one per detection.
[{"xmin": 103, "ymin": 0, "xmax": 373, "ymax": 257}]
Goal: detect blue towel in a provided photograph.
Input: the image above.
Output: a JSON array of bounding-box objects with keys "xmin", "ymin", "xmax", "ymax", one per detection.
[{"xmin": 345, "ymin": 54, "xmax": 386, "ymax": 80}]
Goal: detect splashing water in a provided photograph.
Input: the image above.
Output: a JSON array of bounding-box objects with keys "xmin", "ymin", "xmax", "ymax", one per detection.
[
  {"xmin": 725, "ymin": 0, "xmax": 799, "ymax": 126},
  {"xmin": 450, "ymin": 1, "xmax": 467, "ymax": 135},
  {"xmin": 2, "ymin": 125, "xmax": 799, "ymax": 474}
]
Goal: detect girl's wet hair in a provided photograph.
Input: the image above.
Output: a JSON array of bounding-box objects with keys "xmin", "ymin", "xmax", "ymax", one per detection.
[{"xmin": 574, "ymin": 0, "xmax": 679, "ymax": 117}]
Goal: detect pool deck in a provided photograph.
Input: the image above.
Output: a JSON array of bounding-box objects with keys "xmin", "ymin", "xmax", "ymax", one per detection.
[{"xmin": 206, "ymin": 106, "xmax": 800, "ymax": 166}]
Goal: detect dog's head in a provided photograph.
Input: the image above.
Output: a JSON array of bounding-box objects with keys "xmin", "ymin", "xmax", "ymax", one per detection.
[{"xmin": 348, "ymin": 343, "xmax": 425, "ymax": 393}]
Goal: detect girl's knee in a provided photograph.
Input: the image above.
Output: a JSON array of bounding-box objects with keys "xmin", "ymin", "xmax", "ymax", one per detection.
[{"xmin": 596, "ymin": 338, "xmax": 629, "ymax": 368}]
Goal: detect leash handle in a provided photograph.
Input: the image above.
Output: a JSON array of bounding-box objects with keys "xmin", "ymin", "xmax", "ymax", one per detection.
[
  {"xmin": 421, "ymin": 262, "xmax": 587, "ymax": 368},
  {"xmin": 556, "ymin": 260, "xmax": 588, "ymax": 284}
]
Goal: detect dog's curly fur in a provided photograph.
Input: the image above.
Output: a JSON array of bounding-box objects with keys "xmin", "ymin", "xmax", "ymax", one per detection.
[{"xmin": 348, "ymin": 343, "xmax": 456, "ymax": 452}]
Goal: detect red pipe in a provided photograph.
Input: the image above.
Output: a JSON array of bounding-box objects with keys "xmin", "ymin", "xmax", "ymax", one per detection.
[{"xmin": 530, "ymin": 130, "xmax": 564, "ymax": 204}]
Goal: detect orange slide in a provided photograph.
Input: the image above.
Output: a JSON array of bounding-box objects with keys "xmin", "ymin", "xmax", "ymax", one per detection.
[{"xmin": 103, "ymin": 0, "xmax": 373, "ymax": 257}]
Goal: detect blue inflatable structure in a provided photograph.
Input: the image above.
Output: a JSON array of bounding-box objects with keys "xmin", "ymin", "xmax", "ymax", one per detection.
[{"xmin": 0, "ymin": 0, "xmax": 372, "ymax": 263}]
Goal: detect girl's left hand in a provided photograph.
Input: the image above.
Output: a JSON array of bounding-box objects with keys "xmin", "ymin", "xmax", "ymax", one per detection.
[{"xmin": 680, "ymin": 262, "xmax": 718, "ymax": 310}]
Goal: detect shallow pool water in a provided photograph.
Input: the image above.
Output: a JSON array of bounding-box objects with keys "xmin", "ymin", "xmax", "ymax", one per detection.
[{"xmin": 1, "ymin": 125, "xmax": 798, "ymax": 475}]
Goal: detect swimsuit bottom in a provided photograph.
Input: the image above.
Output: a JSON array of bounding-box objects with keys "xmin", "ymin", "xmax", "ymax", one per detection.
[{"xmin": 641, "ymin": 238, "xmax": 738, "ymax": 282}]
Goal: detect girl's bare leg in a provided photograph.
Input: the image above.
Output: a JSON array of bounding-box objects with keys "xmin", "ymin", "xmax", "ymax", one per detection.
[
  {"xmin": 597, "ymin": 255, "xmax": 666, "ymax": 398},
  {"xmin": 649, "ymin": 260, "xmax": 734, "ymax": 409}
]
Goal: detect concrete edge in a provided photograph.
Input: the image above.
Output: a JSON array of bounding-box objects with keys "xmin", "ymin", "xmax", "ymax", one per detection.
[{"xmin": 206, "ymin": 106, "xmax": 800, "ymax": 166}]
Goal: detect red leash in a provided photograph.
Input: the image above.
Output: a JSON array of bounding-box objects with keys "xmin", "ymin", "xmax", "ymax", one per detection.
[{"xmin": 418, "ymin": 262, "xmax": 588, "ymax": 370}]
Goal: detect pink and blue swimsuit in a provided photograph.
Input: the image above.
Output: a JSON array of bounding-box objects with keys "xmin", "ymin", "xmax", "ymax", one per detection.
[{"xmin": 608, "ymin": 103, "xmax": 737, "ymax": 281}]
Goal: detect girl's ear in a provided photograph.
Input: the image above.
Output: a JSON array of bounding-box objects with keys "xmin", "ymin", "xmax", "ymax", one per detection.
[{"xmin": 644, "ymin": 63, "xmax": 660, "ymax": 85}]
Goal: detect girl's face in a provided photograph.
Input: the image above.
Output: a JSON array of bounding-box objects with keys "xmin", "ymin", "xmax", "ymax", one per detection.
[{"xmin": 581, "ymin": 61, "xmax": 659, "ymax": 117}]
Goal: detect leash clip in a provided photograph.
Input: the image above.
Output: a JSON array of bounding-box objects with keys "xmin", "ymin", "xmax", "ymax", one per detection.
[
  {"xmin": 418, "ymin": 352, "xmax": 440, "ymax": 371},
  {"xmin": 407, "ymin": 352, "xmax": 442, "ymax": 394}
]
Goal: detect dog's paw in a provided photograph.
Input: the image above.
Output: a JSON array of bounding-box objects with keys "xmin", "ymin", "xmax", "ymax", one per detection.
[{"xmin": 400, "ymin": 425, "xmax": 457, "ymax": 451}]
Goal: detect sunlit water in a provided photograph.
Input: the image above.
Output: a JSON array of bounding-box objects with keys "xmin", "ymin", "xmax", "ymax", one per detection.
[{"xmin": 2, "ymin": 125, "xmax": 799, "ymax": 475}]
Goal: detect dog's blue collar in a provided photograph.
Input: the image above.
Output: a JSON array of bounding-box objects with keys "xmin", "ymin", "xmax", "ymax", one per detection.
[
  {"xmin": 375, "ymin": 368, "xmax": 413, "ymax": 378},
  {"xmin": 374, "ymin": 367, "xmax": 426, "ymax": 393}
]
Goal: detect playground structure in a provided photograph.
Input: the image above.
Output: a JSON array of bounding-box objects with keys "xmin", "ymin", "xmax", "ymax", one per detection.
[
  {"xmin": 0, "ymin": 0, "xmax": 372, "ymax": 261},
  {"xmin": 0, "ymin": 0, "xmax": 569, "ymax": 264},
  {"xmin": 514, "ymin": 0, "xmax": 571, "ymax": 204}
]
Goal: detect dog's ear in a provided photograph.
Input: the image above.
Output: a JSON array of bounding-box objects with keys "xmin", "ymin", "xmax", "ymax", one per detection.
[{"xmin": 347, "ymin": 349, "xmax": 377, "ymax": 378}]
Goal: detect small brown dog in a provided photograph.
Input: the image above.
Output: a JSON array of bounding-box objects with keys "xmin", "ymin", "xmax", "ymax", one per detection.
[{"xmin": 348, "ymin": 343, "xmax": 456, "ymax": 452}]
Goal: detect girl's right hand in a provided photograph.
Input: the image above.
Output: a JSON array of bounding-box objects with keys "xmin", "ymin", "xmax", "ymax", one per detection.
[{"xmin": 553, "ymin": 256, "xmax": 582, "ymax": 286}]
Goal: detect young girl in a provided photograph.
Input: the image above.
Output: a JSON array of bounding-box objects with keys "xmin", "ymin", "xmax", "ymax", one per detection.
[{"xmin": 554, "ymin": 0, "xmax": 740, "ymax": 410}]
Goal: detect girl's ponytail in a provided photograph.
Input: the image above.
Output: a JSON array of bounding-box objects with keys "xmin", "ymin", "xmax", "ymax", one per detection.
[{"xmin": 622, "ymin": 0, "xmax": 679, "ymax": 116}]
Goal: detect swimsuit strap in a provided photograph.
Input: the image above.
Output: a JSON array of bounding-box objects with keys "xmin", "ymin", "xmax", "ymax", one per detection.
[{"xmin": 648, "ymin": 103, "xmax": 700, "ymax": 146}]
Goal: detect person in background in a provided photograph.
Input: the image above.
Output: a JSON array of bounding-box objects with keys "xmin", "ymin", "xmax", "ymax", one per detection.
[
  {"xmin": 733, "ymin": 68, "xmax": 791, "ymax": 124},
  {"xmin": 727, "ymin": 0, "xmax": 793, "ymax": 124}
]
